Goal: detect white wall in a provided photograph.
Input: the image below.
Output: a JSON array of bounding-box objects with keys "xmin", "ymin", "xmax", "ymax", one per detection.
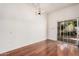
[
  {"xmin": 48, "ymin": 4, "xmax": 79, "ymax": 40},
  {"xmin": 0, "ymin": 4, "xmax": 47, "ymax": 53}
]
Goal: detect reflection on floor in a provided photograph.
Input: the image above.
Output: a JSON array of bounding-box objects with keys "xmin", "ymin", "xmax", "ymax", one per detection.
[{"xmin": 0, "ymin": 39, "xmax": 79, "ymax": 56}]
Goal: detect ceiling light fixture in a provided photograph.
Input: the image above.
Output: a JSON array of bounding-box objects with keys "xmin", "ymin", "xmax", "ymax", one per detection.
[
  {"xmin": 37, "ymin": 4, "xmax": 41, "ymax": 15},
  {"xmin": 34, "ymin": 3, "xmax": 41, "ymax": 15}
]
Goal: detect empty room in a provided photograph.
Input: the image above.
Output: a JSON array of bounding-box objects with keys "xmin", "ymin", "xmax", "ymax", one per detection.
[{"xmin": 0, "ymin": 3, "xmax": 79, "ymax": 56}]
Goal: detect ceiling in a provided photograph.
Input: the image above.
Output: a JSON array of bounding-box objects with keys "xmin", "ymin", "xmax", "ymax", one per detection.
[
  {"xmin": 0, "ymin": 3, "xmax": 78, "ymax": 15},
  {"xmin": 30, "ymin": 3, "xmax": 79, "ymax": 14}
]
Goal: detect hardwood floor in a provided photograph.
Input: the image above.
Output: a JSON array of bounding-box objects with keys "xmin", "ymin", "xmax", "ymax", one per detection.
[{"xmin": 0, "ymin": 39, "xmax": 79, "ymax": 56}]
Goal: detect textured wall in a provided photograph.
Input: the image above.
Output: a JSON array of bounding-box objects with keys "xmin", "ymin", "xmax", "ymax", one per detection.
[
  {"xmin": 48, "ymin": 4, "xmax": 79, "ymax": 40},
  {"xmin": 0, "ymin": 4, "xmax": 47, "ymax": 53}
]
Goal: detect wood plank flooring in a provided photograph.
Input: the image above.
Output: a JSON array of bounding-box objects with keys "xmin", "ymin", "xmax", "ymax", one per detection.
[{"xmin": 0, "ymin": 39, "xmax": 79, "ymax": 56}]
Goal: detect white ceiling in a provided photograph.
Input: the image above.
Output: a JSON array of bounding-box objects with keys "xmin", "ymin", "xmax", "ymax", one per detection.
[
  {"xmin": 0, "ymin": 3, "xmax": 78, "ymax": 15},
  {"xmin": 30, "ymin": 3, "xmax": 79, "ymax": 14}
]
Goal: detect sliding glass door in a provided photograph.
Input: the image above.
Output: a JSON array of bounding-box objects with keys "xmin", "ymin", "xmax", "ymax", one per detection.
[{"xmin": 57, "ymin": 19, "xmax": 79, "ymax": 45}]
